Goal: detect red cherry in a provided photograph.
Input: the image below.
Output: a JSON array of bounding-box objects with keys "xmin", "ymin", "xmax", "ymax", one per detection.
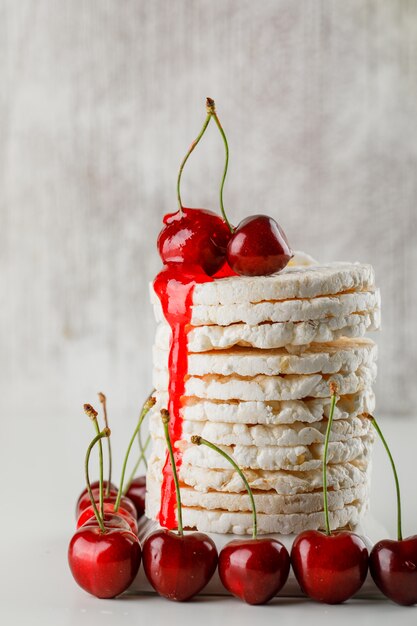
[
  {"xmin": 125, "ymin": 476, "xmax": 146, "ymax": 519},
  {"xmin": 157, "ymin": 208, "xmax": 231, "ymax": 276},
  {"xmin": 77, "ymin": 503, "xmax": 138, "ymax": 535},
  {"xmin": 369, "ymin": 535, "xmax": 417, "ymax": 605},
  {"xmin": 82, "ymin": 512, "xmax": 131, "ymax": 532},
  {"xmin": 78, "ymin": 493, "xmax": 137, "ymax": 520},
  {"xmin": 142, "ymin": 529, "xmax": 218, "ymax": 601},
  {"xmin": 291, "ymin": 530, "xmax": 368, "ymax": 604},
  {"xmin": 68, "ymin": 525, "xmax": 141, "ymax": 598},
  {"xmin": 227, "ymin": 214, "xmax": 293, "ymax": 276},
  {"xmin": 76, "ymin": 486, "xmax": 119, "ymax": 518},
  {"xmin": 77, "ymin": 480, "xmax": 117, "ymax": 502},
  {"xmin": 218, "ymin": 538, "xmax": 290, "ymax": 604}
]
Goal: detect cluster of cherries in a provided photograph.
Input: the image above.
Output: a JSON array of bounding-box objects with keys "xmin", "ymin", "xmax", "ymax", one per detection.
[
  {"xmin": 68, "ymin": 387, "xmax": 417, "ymax": 605},
  {"xmin": 157, "ymin": 97, "xmax": 293, "ymax": 279},
  {"xmin": 69, "ymin": 100, "xmax": 416, "ymax": 605},
  {"xmin": 68, "ymin": 395, "xmax": 150, "ymax": 598}
]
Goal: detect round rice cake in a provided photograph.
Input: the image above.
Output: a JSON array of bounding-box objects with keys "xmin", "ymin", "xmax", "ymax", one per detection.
[
  {"xmin": 148, "ymin": 412, "xmax": 372, "ymax": 447},
  {"xmin": 155, "ymin": 309, "xmax": 380, "ymax": 352},
  {"xmin": 153, "ymin": 390, "xmax": 375, "ymax": 425},
  {"xmin": 146, "ymin": 474, "xmax": 368, "ymax": 515},
  {"xmin": 150, "ymin": 433, "xmax": 374, "ymax": 472},
  {"xmin": 151, "ymin": 262, "xmax": 375, "ymax": 308},
  {"xmin": 145, "ymin": 497, "xmax": 365, "ymax": 535},
  {"xmin": 153, "ymin": 364, "xmax": 377, "ymax": 401},
  {"xmin": 153, "ymin": 338, "xmax": 377, "ymax": 377}
]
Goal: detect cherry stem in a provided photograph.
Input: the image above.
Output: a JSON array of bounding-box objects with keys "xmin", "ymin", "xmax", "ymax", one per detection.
[
  {"xmin": 84, "ymin": 428, "xmax": 111, "ymax": 534},
  {"xmin": 207, "ymin": 98, "xmax": 233, "ymax": 232},
  {"xmin": 161, "ymin": 410, "xmax": 183, "ymax": 536},
  {"xmin": 123, "ymin": 433, "xmax": 151, "ymax": 495},
  {"xmin": 138, "ymin": 419, "xmax": 148, "ymax": 471},
  {"xmin": 177, "ymin": 104, "xmax": 212, "ymax": 214},
  {"xmin": 114, "ymin": 394, "xmax": 156, "ymax": 512},
  {"xmin": 323, "ymin": 384, "xmax": 338, "ymax": 536},
  {"xmin": 368, "ymin": 415, "xmax": 403, "ymax": 541},
  {"xmin": 98, "ymin": 392, "xmax": 112, "ymax": 497},
  {"xmin": 84, "ymin": 403, "xmax": 104, "ymax": 519},
  {"xmin": 191, "ymin": 435, "xmax": 257, "ymax": 539}
]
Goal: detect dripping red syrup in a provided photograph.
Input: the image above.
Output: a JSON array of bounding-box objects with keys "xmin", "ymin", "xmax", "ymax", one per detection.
[{"xmin": 153, "ymin": 262, "xmax": 235, "ymax": 528}]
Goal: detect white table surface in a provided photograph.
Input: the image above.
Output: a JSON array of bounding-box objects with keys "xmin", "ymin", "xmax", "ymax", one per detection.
[{"xmin": 1, "ymin": 412, "xmax": 417, "ymax": 625}]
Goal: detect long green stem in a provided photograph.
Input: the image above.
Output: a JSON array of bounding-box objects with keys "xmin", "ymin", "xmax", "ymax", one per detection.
[
  {"xmin": 323, "ymin": 384, "xmax": 338, "ymax": 536},
  {"xmin": 162, "ymin": 410, "xmax": 183, "ymax": 535},
  {"xmin": 138, "ymin": 422, "xmax": 148, "ymax": 471},
  {"xmin": 84, "ymin": 403, "xmax": 104, "ymax": 519},
  {"xmin": 124, "ymin": 434, "xmax": 151, "ymax": 495},
  {"xmin": 98, "ymin": 392, "xmax": 112, "ymax": 497},
  {"xmin": 369, "ymin": 415, "xmax": 402, "ymax": 541},
  {"xmin": 191, "ymin": 435, "xmax": 257, "ymax": 539},
  {"xmin": 208, "ymin": 99, "xmax": 233, "ymax": 232},
  {"xmin": 177, "ymin": 108, "xmax": 212, "ymax": 212},
  {"xmin": 114, "ymin": 394, "xmax": 156, "ymax": 511},
  {"xmin": 84, "ymin": 428, "xmax": 111, "ymax": 534}
]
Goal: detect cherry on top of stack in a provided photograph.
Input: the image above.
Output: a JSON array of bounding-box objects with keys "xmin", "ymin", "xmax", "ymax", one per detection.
[{"xmin": 145, "ymin": 98, "xmax": 380, "ymax": 536}]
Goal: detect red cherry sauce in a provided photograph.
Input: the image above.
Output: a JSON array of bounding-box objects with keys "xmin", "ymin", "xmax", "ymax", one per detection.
[{"xmin": 153, "ymin": 266, "xmax": 212, "ymax": 528}]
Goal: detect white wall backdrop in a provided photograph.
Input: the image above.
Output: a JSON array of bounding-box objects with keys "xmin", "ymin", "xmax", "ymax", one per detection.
[{"xmin": 1, "ymin": 0, "xmax": 416, "ymax": 420}]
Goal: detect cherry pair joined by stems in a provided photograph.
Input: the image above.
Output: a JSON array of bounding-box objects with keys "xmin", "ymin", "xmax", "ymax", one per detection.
[
  {"xmin": 68, "ymin": 427, "xmax": 141, "ymax": 598},
  {"xmin": 158, "ymin": 98, "xmax": 293, "ymax": 278},
  {"xmin": 291, "ymin": 383, "xmax": 369, "ymax": 604},
  {"xmin": 191, "ymin": 435, "xmax": 290, "ymax": 605},
  {"xmin": 142, "ymin": 410, "xmax": 218, "ymax": 601},
  {"xmin": 366, "ymin": 415, "xmax": 417, "ymax": 606}
]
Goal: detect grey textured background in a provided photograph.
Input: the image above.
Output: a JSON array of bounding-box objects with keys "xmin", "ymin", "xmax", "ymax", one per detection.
[{"xmin": 1, "ymin": 0, "xmax": 416, "ymax": 420}]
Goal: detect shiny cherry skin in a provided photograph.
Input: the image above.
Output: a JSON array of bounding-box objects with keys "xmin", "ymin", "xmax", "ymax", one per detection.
[
  {"xmin": 143, "ymin": 529, "xmax": 218, "ymax": 601},
  {"xmin": 291, "ymin": 530, "xmax": 369, "ymax": 604},
  {"xmin": 68, "ymin": 525, "xmax": 141, "ymax": 598},
  {"xmin": 227, "ymin": 214, "xmax": 293, "ymax": 276},
  {"xmin": 76, "ymin": 486, "xmax": 119, "ymax": 518},
  {"xmin": 125, "ymin": 476, "xmax": 146, "ymax": 519},
  {"xmin": 77, "ymin": 503, "xmax": 138, "ymax": 535},
  {"xmin": 82, "ymin": 512, "xmax": 131, "ymax": 532},
  {"xmin": 219, "ymin": 538, "xmax": 290, "ymax": 604},
  {"xmin": 78, "ymin": 493, "xmax": 137, "ymax": 519},
  {"xmin": 78, "ymin": 479, "xmax": 117, "ymax": 496},
  {"xmin": 369, "ymin": 535, "xmax": 417, "ymax": 605},
  {"xmin": 157, "ymin": 208, "xmax": 231, "ymax": 276},
  {"xmin": 76, "ymin": 480, "xmax": 117, "ymax": 505}
]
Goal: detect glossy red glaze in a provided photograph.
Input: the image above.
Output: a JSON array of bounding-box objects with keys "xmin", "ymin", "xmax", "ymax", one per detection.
[
  {"xmin": 291, "ymin": 530, "xmax": 368, "ymax": 604},
  {"xmin": 125, "ymin": 476, "xmax": 147, "ymax": 518},
  {"xmin": 153, "ymin": 266, "xmax": 212, "ymax": 528},
  {"xmin": 77, "ymin": 503, "xmax": 138, "ymax": 535},
  {"xmin": 227, "ymin": 215, "xmax": 293, "ymax": 276},
  {"xmin": 157, "ymin": 208, "xmax": 231, "ymax": 276},
  {"xmin": 68, "ymin": 526, "xmax": 141, "ymax": 598},
  {"xmin": 370, "ymin": 535, "xmax": 417, "ymax": 605},
  {"xmin": 219, "ymin": 538, "xmax": 290, "ymax": 604},
  {"xmin": 142, "ymin": 529, "xmax": 218, "ymax": 601},
  {"xmin": 82, "ymin": 512, "xmax": 131, "ymax": 532},
  {"xmin": 76, "ymin": 486, "xmax": 119, "ymax": 518}
]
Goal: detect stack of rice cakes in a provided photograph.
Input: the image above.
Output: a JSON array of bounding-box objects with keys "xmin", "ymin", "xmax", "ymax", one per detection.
[{"xmin": 147, "ymin": 262, "xmax": 380, "ymax": 535}]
